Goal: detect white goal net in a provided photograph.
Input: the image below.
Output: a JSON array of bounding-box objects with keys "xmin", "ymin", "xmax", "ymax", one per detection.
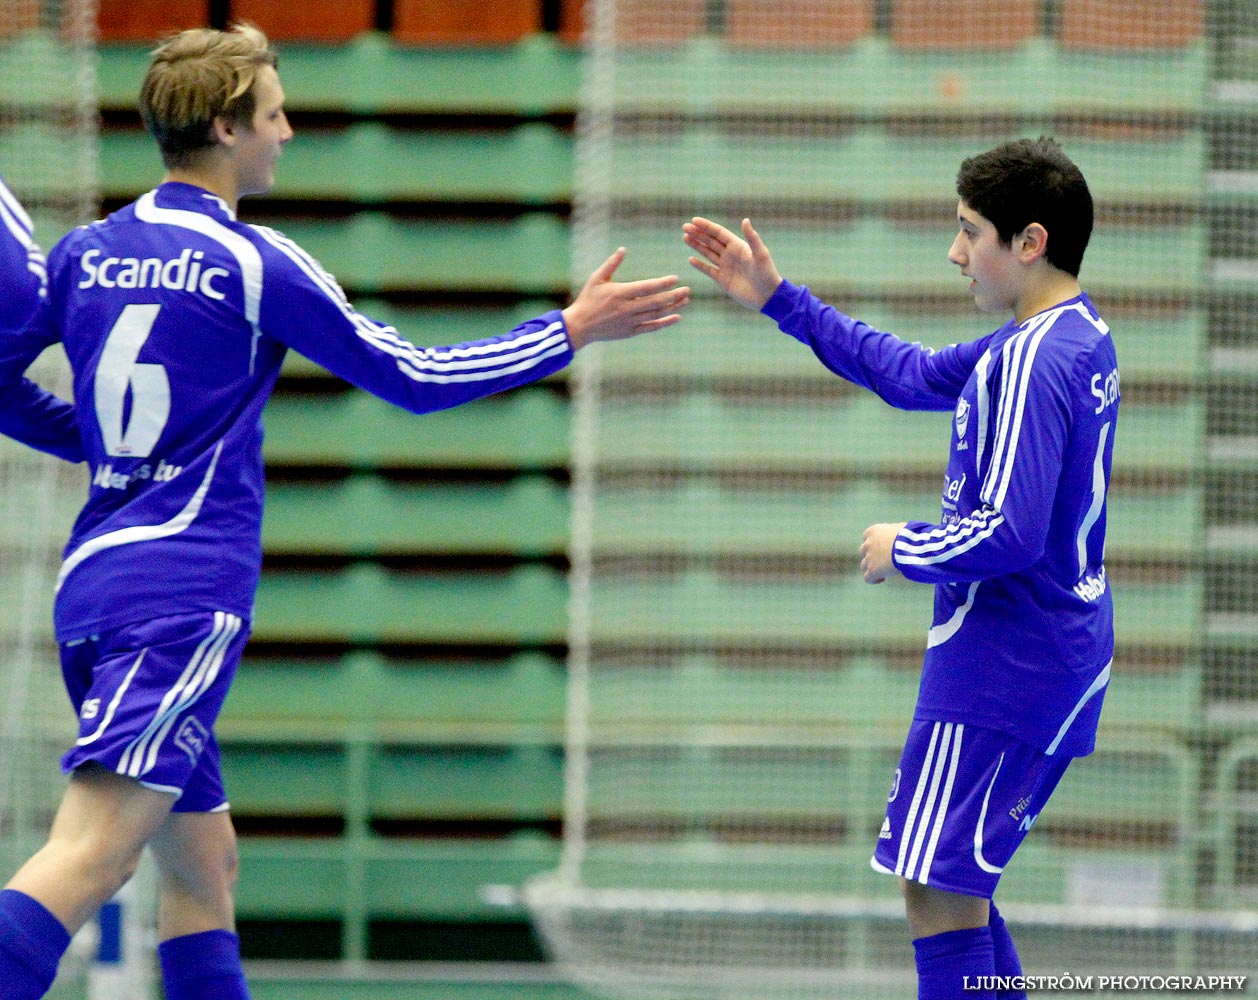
[
  {"xmin": 0, "ymin": 1, "xmax": 97, "ymax": 994},
  {"xmin": 526, "ymin": 0, "xmax": 1258, "ymax": 995}
]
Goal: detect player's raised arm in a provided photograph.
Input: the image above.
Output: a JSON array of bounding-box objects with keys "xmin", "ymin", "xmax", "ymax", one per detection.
[
  {"xmin": 682, "ymin": 216, "xmax": 783, "ymax": 311},
  {"xmin": 563, "ymin": 247, "xmax": 690, "ymax": 349}
]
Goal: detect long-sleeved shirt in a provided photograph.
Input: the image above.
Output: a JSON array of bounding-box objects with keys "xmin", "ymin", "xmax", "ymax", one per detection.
[
  {"xmin": 765, "ymin": 279, "xmax": 1118, "ymax": 757},
  {"xmin": 0, "ymin": 176, "xmax": 83, "ymax": 461},
  {"xmin": 0, "ymin": 182, "xmax": 574, "ymax": 641}
]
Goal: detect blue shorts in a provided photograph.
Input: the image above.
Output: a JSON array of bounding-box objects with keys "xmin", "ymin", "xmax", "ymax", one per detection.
[
  {"xmin": 59, "ymin": 610, "xmax": 248, "ymax": 813},
  {"xmin": 872, "ymin": 719, "xmax": 1073, "ymax": 899}
]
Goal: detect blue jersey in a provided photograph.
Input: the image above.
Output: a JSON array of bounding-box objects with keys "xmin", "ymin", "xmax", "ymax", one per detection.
[
  {"xmin": 5, "ymin": 182, "xmax": 574, "ymax": 641},
  {"xmin": 765, "ymin": 280, "xmax": 1118, "ymax": 757},
  {"xmin": 0, "ymin": 176, "xmax": 83, "ymax": 461}
]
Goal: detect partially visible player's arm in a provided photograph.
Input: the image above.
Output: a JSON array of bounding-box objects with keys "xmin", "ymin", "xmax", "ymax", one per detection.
[
  {"xmin": 257, "ymin": 231, "xmax": 687, "ymax": 414},
  {"xmin": 860, "ymin": 522, "xmax": 908, "ymax": 584},
  {"xmin": 685, "ymin": 216, "xmax": 982, "ymax": 411},
  {"xmin": 763, "ymin": 280, "xmax": 984, "ymax": 411},
  {"xmin": 563, "ymin": 247, "xmax": 689, "ymax": 348},
  {"xmin": 0, "ymin": 186, "xmax": 83, "ymax": 464}
]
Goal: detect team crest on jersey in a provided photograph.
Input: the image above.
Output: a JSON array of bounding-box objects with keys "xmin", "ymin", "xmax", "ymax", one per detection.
[{"xmin": 955, "ymin": 397, "xmax": 970, "ymax": 440}]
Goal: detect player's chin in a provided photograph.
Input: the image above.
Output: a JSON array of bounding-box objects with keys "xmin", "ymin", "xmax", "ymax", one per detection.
[
  {"xmin": 242, "ymin": 173, "xmax": 277, "ymax": 198},
  {"xmin": 970, "ymin": 290, "xmax": 1008, "ymax": 314}
]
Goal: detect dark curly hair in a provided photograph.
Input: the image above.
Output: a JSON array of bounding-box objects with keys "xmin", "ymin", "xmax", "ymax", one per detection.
[{"xmin": 956, "ymin": 137, "xmax": 1093, "ymax": 278}]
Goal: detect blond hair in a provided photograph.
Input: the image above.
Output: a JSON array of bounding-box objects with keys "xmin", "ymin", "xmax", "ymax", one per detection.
[{"xmin": 139, "ymin": 23, "xmax": 278, "ymax": 170}]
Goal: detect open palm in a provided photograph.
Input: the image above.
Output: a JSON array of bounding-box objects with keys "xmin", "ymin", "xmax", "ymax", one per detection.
[{"xmin": 682, "ymin": 216, "xmax": 783, "ymax": 310}]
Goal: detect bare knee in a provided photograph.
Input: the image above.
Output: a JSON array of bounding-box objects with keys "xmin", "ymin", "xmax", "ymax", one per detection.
[
  {"xmin": 156, "ymin": 822, "xmax": 238, "ymax": 897},
  {"xmin": 901, "ymin": 877, "xmax": 989, "ymax": 940}
]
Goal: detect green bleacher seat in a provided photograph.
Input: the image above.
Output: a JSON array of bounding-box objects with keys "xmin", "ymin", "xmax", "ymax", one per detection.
[
  {"xmin": 0, "ymin": 122, "xmax": 96, "ymax": 201},
  {"xmin": 362, "ymin": 835, "xmax": 558, "ymax": 920},
  {"xmin": 237, "ymin": 839, "xmax": 350, "ymax": 919},
  {"xmin": 97, "ymin": 127, "xmax": 161, "ymax": 198},
  {"xmin": 244, "ymin": 211, "xmax": 569, "ymax": 295},
  {"xmin": 587, "ymin": 567, "xmax": 1199, "ymax": 652},
  {"xmin": 579, "ymin": 740, "xmax": 900, "ymax": 839},
  {"xmin": 609, "ymin": 126, "xmax": 1141, "ymax": 204},
  {"xmin": 603, "ymin": 36, "xmax": 1055, "ymax": 116},
  {"xmin": 1048, "ymin": 740, "xmax": 1199, "ymax": 830},
  {"xmin": 1104, "ymin": 485, "xmax": 1201, "ymax": 561},
  {"xmin": 1100, "ymin": 660, "xmax": 1204, "ymax": 730},
  {"xmin": 590, "ymin": 478, "xmax": 1195, "ymax": 563},
  {"xmin": 98, "ymin": 33, "xmax": 581, "ymax": 116},
  {"xmin": 591, "ymin": 392, "xmax": 1201, "ymax": 477},
  {"xmin": 223, "ymin": 740, "xmax": 561, "ymax": 821},
  {"xmin": 1052, "ymin": 39, "xmax": 1210, "ymax": 110},
  {"xmin": 590, "ymin": 479, "xmax": 939, "ymax": 557},
  {"xmin": 0, "ymin": 451, "xmax": 81, "ymax": 552},
  {"xmin": 603, "ymin": 34, "xmax": 1208, "ymax": 117},
  {"xmin": 1066, "ymin": 129, "xmax": 1207, "ymax": 206},
  {"xmin": 264, "ymin": 122, "xmax": 571, "ymax": 204},
  {"xmin": 588, "ymin": 569, "xmax": 935, "ymax": 649},
  {"xmin": 263, "ymin": 474, "xmax": 567, "ymax": 557},
  {"xmin": 1107, "ymin": 309, "xmax": 1207, "ymax": 383},
  {"xmin": 224, "ymin": 743, "xmax": 348, "ymax": 816},
  {"xmin": 997, "ymin": 838, "xmax": 1197, "ymax": 908},
  {"xmin": 1112, "ymin": 397, "xmax": 1205, "ymax": 475},
  {"xmin": 598, "ymin": 304, "xmax": 839, "ymax": 382},
  {"xmin": 236, "ymin": 836, "xmax": 559, "ymax": 921},
  {"xmin": 593, "ymin": 392, "xmax": 943, "ymax": 472},
  {"xmin": 222, "ymin": 651, "xmax": 565, "ymax": 743},
  {"xmin": 261, "ymin": 386, "xmax": 569, "ymax": 470},
  {"xmin": 251, "ymin": 563, "xmax": 566, "ymax": 645},
  {"xmin": 370, "ymin": 743, "xmax": 560, "ymax": 820},
  {"xmin": 580, "ymin": 654, "xmax": 918, "ymax": 731},
  {"xmin": 1113, "ymin": 574, "xmax": 1204, "ymax": 648},
  {"xmin": 573, "ymin": 839, "xmax": 898, "ymax": 899},
  {"xmin": 619, "ymin": 124, "xmax": 1190, "ymax": 204}
]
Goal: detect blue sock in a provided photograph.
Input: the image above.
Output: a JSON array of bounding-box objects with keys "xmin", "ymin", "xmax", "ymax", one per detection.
[
  {"xmin": 989, "ymin": 904, "xmax": 1027, "ymax": 1000},
  {"xmin": 914, "ymin": 924, "xmax": 997, "ymax": 1000},
  {"xmin": 158, "ymin": 929, "xmax": 250, "ymax": 1000},
  {"xmin": 0, "ymin": 888, "xmax": 71, "ymax": 1000}
]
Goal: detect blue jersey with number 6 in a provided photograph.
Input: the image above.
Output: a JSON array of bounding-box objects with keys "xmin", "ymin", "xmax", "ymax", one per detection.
[{"xmin": 28, "ymin": 182, "xmax": 574, "ymax": 640}]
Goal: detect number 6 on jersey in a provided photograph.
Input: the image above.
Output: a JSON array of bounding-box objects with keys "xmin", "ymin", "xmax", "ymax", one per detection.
[{"xmin": 94, "ymin": 303, "xmax": 170, "ymax": 458}]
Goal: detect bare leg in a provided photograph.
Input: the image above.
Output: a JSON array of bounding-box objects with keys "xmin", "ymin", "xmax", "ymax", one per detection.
[
  {"xmin": 900, "ymin": 876, "xmax": 990, "ymax": 939},
  {"xmin": 5, "ymin": 764, "xmax": 176, "ymax": 934},
  {"xmin": 148, "ymin": 809, "xmax": 240, "ymax": 941}
]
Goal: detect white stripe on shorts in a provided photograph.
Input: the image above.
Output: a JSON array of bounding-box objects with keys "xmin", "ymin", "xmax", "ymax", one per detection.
[
  {"xmin": 117, "ymin": 612, "xmax": 241, "ymax": 779},
  {"xmin": 896, "ymin": 721, "xmax": 964, "ymax": 884}
]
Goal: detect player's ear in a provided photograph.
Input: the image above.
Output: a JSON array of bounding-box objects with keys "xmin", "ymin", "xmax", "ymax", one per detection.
[
  {"xmin": 211, "ymin": 115, "xmax": 237, "ymax": 148},
  {"xmin": 1016, "ymin": 223, "xmax": 1049, "ymax": 264}
]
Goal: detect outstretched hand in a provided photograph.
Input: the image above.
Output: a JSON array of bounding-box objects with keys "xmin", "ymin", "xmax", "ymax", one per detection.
[
  {"xmin": 682, "ymin": 216, "xmax": 783, "ymax": 311},
  {"xmin": 563, "ymin": 247, "xmax": 690, "ymax": 350}
]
